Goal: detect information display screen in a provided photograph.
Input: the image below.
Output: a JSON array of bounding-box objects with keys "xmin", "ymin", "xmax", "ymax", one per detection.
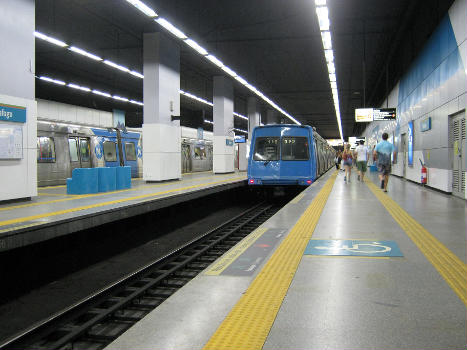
[
  {"xmin": 373, "ymin": 108, "xmax": 396, "ymax": 121},
  {"xmin": 355, "ymin": 108, "xmax": 374, "ymax": 122}
]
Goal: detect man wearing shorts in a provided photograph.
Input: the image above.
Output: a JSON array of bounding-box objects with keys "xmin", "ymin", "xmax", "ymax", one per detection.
[
  {"xmin": 354, "ymin": 140, "xmax": 369, "ymax": 182},
  {"xmin": 374, "ymin": 133, "xmax": 396, "ymax": 192}
]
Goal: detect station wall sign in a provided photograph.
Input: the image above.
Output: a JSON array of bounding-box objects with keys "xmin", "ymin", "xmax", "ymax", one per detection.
[
  {"xmin": 0, "ymin": 103, "xmax": 26, "ymax": 123},
  {"xmin": 420, "ymin": 117, "xmax": 431, "ymax": 132},
  {"xmin": 408, "ymin": 121, "xmax": 414, "ymax": 166}
]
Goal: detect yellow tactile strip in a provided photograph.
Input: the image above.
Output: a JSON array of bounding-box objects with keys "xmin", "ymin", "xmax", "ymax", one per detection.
[
  {"xmin": 0, "ymin": 176, "xmax": 245, "ymax": 228},
  {"xmin": 365, "ymin": 179, "xmax": 467, "ymax": 306},
  {"xmin": 203, "ymin": 172, "xmax": 337, "ymax": 350}
]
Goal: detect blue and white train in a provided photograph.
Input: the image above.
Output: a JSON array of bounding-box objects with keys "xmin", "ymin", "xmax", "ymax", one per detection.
[
  {"xmin": 37, "ymin": 120, "xmax": 213, "ymax": 187},
  {"xmin": 247, "ymin": 124, "xmax": 335, "ymax": 186}
]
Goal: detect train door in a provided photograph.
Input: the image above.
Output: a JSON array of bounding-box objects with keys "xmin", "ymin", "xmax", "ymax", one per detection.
[
  {"xmin": 181, "ymin": 143, "xmax": 191, "ymax": 173},
  {"xmin": 401, "ymin": 133, "xmax": 407, "ymax": 178},
  {"xmin": 68, "ymin": 137, "xmax": 91, "ymax": 173},
  {"xmin": 450, "ymin": 111, "xmax": 466, "ymax": 198},
  {"xmin": 123, "ymin": 141, "xmax": 138, "ymax": 177},
  {"xmin": 313, "ymin": 139, "xmax": 319, "ymax": 177}
]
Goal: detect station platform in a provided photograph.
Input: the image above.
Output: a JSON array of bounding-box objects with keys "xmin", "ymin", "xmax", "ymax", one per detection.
[
  {"xmin": 105, "ymin": 169, "xmax": 467, "ymax": 350},
  {"xmin": 0, "ymin": 171, "xmax": 246, "ymax": 252}
]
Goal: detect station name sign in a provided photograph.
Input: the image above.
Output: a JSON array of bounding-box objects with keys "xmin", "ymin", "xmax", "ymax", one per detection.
[
  {"xmin": 0, "ymin": 103, "xmax": 26, "ymax": 123},
  {"xmin": 355, "ymin": 108, "xmax": 396, "ymax": 122}
]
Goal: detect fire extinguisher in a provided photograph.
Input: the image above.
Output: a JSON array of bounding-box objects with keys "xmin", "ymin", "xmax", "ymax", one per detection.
[{"xmin": 420, "ymin": 159, "xmax": 427, "ymax": 185}]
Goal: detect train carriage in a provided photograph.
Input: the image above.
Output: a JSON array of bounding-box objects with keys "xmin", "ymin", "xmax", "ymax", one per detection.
[{"xmin": 247, "ymin": 124, "xmax": 335, "ymax": 186}]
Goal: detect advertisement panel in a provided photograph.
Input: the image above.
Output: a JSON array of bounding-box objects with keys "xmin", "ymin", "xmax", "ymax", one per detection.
[
  {"xmin": 355, "ymin": 108, "xmax": 373, "ymax": 122},
  {"xmin": 408, "ymin": 121, "xmax": 414, "ymax": 166}
]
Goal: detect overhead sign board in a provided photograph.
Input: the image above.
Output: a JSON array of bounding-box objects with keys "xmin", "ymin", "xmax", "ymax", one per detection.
[
  {"xmin": 355, "ymin": 108, "xmax": 373, "ymax": 122},
  {"xmin": 373, "ymin": 108, "xmax": 396, "ymax": 121},
  {"xmin": 355, "ymin": 107, "xmax": 396, "ymax": 122}
]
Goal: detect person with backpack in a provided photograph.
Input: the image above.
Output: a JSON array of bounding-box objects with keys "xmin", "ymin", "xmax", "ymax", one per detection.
[
  {"xmin": 374, "ymin": 133, "xmax": 396, "ymax": 192},
  {"xmin": 354, "ymin": 140, "xmax": 369, "ymax": 182}
]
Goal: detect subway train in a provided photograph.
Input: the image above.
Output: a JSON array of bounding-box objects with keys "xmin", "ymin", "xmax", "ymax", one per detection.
[
  {"xmin": 247, "ymin": 124, "xmax": 335, "ymax": 186},
  {"xmin": 36, "ymin": 120, "xmax": 213, "ymax": 187}
]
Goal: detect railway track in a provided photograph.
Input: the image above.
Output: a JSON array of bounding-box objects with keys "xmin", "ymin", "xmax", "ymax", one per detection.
[{"xmin": 1, "ymin": 202, "xmax": 279, "ymax": 350}]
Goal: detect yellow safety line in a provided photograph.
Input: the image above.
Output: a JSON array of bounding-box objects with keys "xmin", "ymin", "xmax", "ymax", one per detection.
[
  {"xmin": 0, "ymin": 174, "xmax": 240, "ymax": 212},
  {"xmin": 205, "ymin": 228, "xmax": 269, "ymax": 275},
  {"xmin": 203, "ymin": 172, "xmax": 337, "ymax": 350},
  {"xmin": 365, "ymin": 179, "xmax": 467, "ymax": 306},
  {"xmin": 37, "ymin": 193, "xmax": 71, "ymax": 197},
  {"xmin": 0, "ymin": 176, "xmax": 245, "ymax": 227}
]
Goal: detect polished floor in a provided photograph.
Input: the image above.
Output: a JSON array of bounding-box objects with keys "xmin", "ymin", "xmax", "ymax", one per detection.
[{"xmin": 105, "ymin": 168, "xmax": 466, "ymax": 350}]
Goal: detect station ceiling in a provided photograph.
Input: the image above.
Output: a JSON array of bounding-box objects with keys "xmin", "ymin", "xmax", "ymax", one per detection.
[{"xmin": 35, "ymin": 0, "xmax": 454, "ymax": 139}]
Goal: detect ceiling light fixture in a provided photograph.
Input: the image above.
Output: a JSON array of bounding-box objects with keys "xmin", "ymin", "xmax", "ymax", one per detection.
[
  {"xmin": 103, "ymin": 60, "xmax": 130, "ymax": 73},
  {"xmin": 130, "ymin": 70, "xmax": 144, "ymax": 79},
  {"xmin": 206, "ymin": 55, "xmax": 224, "ymax": 68},
  {"xmin": 39, "ymin": 76, "xmax": 66, "ymax": 85},
  {"xmin": 155, "ymin": 18, "xmax": 187, "ymax": 39},
  {"xmin": 34, "ymin": 31, "xmax": 68, "ymax": 47},
  {"xmin": 316, "ymin": 6, "xmax": 330, "ymax": 31},
  {"xmin": 184, "ymin": 39, "xmax": 208, "ymax": 56},
  {"xmin": 69, "ymin": 46, "xmax": 102, "ymax": 61},
  {"xmin": 125, "ymin": 0, "xmax": 158, "ymax": 18},
  {"xmin": 68, "ymin": 83, "xmax": 91, "ymax": 92}
]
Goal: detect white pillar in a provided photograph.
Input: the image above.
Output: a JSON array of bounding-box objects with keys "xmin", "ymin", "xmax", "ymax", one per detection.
[
  {"xmin": 266, "ymin": 109, "xmax": 280, "ymax": 124},
  {"xmin": 213, "ymin": 76, "xmax": 234, "ymax": 173},
  {"xmin": 143, "ymin": 32, "xmax": 181, "ymax": 181},
  {"xmin": 247, "ymin": 97, "xmax": 260, "ymax": 141},
  {"xmin": 0, "ymin": 0, "xmax": 37, "ymax": 201}
]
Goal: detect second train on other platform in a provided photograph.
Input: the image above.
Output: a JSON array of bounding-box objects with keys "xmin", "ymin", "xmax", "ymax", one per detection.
[{"xmin": 247, "ymin": 124, "xmax": 335, "ymax": 186}]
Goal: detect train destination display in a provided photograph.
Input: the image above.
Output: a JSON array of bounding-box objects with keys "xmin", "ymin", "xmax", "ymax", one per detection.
[{"xmin": 355, "ymin": 107, "xmax": 396, "ymax": 122}]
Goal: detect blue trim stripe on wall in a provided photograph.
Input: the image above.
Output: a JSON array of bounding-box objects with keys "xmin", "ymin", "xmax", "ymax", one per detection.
[{"xmin": 398, "ymin": 14, "xmax": 464, "ymax": 114}]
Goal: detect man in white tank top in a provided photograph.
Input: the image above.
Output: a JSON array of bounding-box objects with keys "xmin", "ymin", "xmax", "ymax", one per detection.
[{"xmin": 354, "ymin": 140, "xmax": 369, "ymax": 182}]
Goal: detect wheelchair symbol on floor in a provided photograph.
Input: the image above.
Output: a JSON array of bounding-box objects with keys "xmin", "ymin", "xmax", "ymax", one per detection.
[{"xmin": 315, "ymin": 242, "xmax": 391, "ymax": 254}]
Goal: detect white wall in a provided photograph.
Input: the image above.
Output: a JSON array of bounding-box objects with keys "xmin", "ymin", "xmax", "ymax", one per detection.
[{"xmin": 36, "ymin": 99, "xmax": 113, "ymax": 127}]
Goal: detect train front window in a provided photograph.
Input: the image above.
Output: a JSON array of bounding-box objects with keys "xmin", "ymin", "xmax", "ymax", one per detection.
[
  {"xmin": 37, "ymin": 137, "xmax": 56, "ymax": 163},
  {"xmin": 125, "ymin": 142, "xmax": 136, "ymax": 161},
  {"xmin": 79, "ymin": 138, "xmax": 90, "ymax": 162},
  {"xmin": 253, "ymin": 137, "xmax": 279, "ymax": 161},
  {"xmin": 68, "ymin": 138, "xmax": 79, "ymax": 162},
  {"xmin": 103, "ymin": 141, "xmax": 117, "ymax": 162},
  {"xmin": 281, "ymin": 137, "xmax": 309, "ymax": 161}
]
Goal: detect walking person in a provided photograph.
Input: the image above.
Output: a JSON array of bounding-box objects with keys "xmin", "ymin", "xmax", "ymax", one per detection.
[
  {"xmin": 342, "ymin": 144, "xmax": 353, "ymax": 182},
  {"xmin": 354, "ymin": 140, "xmax": 369, "ymax": 182},
  {"xmin": 374, "ymin": 133, "xmax": 396, "ymax": 192}
]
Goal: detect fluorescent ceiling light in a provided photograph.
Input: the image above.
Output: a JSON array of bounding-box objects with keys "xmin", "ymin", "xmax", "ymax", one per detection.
[
  {"xmin": 329, "ymin": 73, "xmax": 336, "ymax": 82},
  {"xmin": 92, "ymin": 90, "xmax": 112, "ymax": 98},
  {"xmin": 113, "ymin": 95, "xmax": 129, "ymax": 102},
  {"xmin": 234, "ymin": 128, "xmax": 248, "ymax": 134},
  {"xmin": 125, "ymin": 0, "xmax": 157, "ymax": 17},
  {"xmin": 233, "ymin": 112, "xmax": 248, "ymax": 121},
  {"xmin": 206, "ymin": 55, "xmax": 224, "ymax": 68},
  {"xmin": 155, "ymin": 18, "xmax": 187, "ymax": 39},
  {"xmin": 315, "ymin": 0, "xmax": 326, "ymax": 6},
  {"xmin": 69, "ymin": 46, "xmax": 102, "ymax": 61},
  {"xmin": 235, "ymin": 76, "xmax": 248, "ymax": 85},
  {"xmin": 184, "ymin": 39, "xmax": 208, "ymax": 56},
  {"xmin": 330, "ymin": 81, "xmax": 337, "ymax": 89},
  {"xmin": 180, "ymin": 90, "xmax": 213, "ymax": 106},
  {"xmin": 245, "ymin": 83, "xmax": 258, "ymax": 94},
  {"xmin": 327, "ymin": 62, "xmax": 335, "ymax": 73},
  {"xmin": 39, "ymin": 76, "xmax": 65, "ymax": 85},
  {"xmin": 68, "ymin": 83, "xmax": 91, "ymax": 92},
  {"xmin": 324, "ymin": 49, "xmax": 334, "ymax": 63},
  {"xmin": 221, "ymin": 65, "xmax": 237, "ymax": 77},
  {"xmin": 321, "ymin": 31, "xmax": 332, "ymax": 50},
  {"xmin": 316, "ymin": 7, "xmax": 330, "ymax": 31},
  {"xmin": 204, "ymin": 120, "xmax": 214, "ymax": 124},
  {"xmin": 130, "ymin": 70, "xmax": 144, "ymax": 78},
  {"xmin": 34, "ymin": 31, "xmax": 68, "ymax": 47},
  {"xmin": 103, "ymin": 60, "xmax": 130, "ymax": 72},
  {"xmin": 130, "ymin": 100, "xmax": 144, "ymax": 106}
]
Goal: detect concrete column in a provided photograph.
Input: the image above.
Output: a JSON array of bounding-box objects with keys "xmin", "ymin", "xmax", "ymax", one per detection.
[
  {"xmin": 213, "ymin": 76, "xmax": 234, "ymax": 173},
  {"xmin": 143, "ymin": 32, "xmax": 181, "ymax": 181},
  {"xmin": 266, "ymin": 109, "xmax": 280, "ymax": 124},
  {"xmin": 0, "ymin": 0, "xmax": 37, "ymax": 201},
  {"xmin": 247, "ymin": 97, "xmax": 260, "ymax": 141}
]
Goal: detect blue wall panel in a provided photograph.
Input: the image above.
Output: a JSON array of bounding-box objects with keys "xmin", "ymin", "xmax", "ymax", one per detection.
[{"xmin": 398, "ymin": 15, "xmax": 464, "ymax": 114}]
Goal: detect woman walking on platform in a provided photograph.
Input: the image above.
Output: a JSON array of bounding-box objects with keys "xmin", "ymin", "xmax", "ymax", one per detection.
[{"xmin": 342, "ymin": 144, "xmax": 353, "ymax": 182}]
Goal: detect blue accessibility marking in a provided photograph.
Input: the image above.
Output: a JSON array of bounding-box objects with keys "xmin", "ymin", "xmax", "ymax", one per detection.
[{"xmin": 304, "ymin": 240, "xmax": 403, "ymax": 257}]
